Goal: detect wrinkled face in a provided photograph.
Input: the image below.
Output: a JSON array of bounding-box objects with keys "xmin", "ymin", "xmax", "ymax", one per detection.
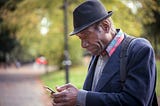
[{"xmin": 76, "ymin": 24, "xmax": 106, "ymax": 55}]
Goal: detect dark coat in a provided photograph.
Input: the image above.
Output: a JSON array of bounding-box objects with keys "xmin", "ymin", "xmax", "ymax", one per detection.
[{"xmin": 83, "ymin": 36, "xmax": 157, "ymax": 106}]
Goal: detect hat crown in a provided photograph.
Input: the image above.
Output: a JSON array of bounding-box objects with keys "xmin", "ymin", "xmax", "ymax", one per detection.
[
  {"xmin": 74, "ymin": 0, "xmax": 107, "ymax": 28},
  {"xmin": 70, "ymin": 0, "xmax": 112, "ymax": 35}
]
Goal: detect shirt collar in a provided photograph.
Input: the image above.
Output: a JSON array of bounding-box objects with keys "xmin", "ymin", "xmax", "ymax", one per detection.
[{"xmin": 101, "ymin": 29, "xmax": 124, "ymax": 57}]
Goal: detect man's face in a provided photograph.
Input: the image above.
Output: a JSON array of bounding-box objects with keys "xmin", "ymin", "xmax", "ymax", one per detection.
[{"xmin": 76, "ymin": 25, "xmax": 106, "ymax": 55}]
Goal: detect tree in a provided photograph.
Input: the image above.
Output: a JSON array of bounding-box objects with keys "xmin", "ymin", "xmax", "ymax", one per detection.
[
  {"xmin": 136, "ymin": 0, "xmax": 160, "ymax": 55},
  {"xmin": 0, "ymin": 0, "xmax": 20, "ymax": 65}
]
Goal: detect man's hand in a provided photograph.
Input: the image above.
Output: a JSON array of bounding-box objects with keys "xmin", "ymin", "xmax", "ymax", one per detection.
[{"xmin": 52, "ymin": 83, "xmax": 79, "ymax": 106}]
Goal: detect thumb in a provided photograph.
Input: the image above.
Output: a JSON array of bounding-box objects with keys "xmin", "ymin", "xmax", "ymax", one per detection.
[{"xmin": 56, "ymin": 83, "xmax": 72, "ymax": 92}]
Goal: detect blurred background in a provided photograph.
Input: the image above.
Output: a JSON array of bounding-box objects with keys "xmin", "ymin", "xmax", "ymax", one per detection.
[{"xmin": 0, "ymin": 0, "xmax": 160, "ymax": 105}]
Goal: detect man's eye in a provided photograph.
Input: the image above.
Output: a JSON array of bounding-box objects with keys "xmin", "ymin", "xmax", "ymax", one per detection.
[{"xmin": 85, "ymin": 32, "xmax": 91, "ymax": 36}]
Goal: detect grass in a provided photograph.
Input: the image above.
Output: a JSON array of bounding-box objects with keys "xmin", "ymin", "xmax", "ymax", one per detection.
[
  {"xmin": 41, "ymin": 60, "xmax": 160, "ymax": 96},
  {"xmin": 40, "ymin": 65, "xmax": 88, "ymax": 91},
  {"xmin": 156, "ymin": 60, "xmax": 160, "ymax": 96}
]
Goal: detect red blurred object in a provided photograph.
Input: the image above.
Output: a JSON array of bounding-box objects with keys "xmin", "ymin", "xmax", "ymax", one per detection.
[{"xmin": 36, "ymin": 56, "xmax": 47, "ymax": 65}]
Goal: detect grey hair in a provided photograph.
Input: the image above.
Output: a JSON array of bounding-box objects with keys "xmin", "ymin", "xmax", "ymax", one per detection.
[{"xmin": 93, "ymin": 17, "xmax": 116, "ymax": 35}]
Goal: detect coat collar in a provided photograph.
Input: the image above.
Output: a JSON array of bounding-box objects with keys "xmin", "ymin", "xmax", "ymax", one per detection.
[{"xmin": 83, "ymin": 40, "xmax": 122, "ymax": 91}]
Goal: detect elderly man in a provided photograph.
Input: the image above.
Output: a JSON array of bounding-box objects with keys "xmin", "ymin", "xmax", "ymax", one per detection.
[{"xmin": 52, "ymin": 0, "xmax": 157, "ymax": 106}]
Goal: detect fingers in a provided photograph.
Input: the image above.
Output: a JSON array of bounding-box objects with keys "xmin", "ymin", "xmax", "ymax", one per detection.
[
  {"xmin": 53, "ymin": 90, "xmax": 66, "ymax": 99},
  {"xmin": 52, "ymin": 91, "xmax": 70, "ymax": 106},
  {"xmin": 52, "ymin": 102, "xmax": 68, "ymax": 106},
  {"xmin": 51, "ymin": 91, "xmax": 67, "ymax": 106},
  {"xmin": 51, "ymin": 83, "xmax": 78, "ymax": 106},
  {"xmin": 56, "ymin": 83, "xmax": 72, "ymax": 92}
]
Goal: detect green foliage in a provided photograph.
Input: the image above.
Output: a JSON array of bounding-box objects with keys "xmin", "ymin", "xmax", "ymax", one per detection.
[
  {"xmin": 102, "ymin": 0, "xmax": 142, "ymax": 37},
  {"xmin": 0, "ymin": 0, "xmax": 21, "ymax": 62},
  {"xmin": 0, "ymin": 23, "xmax": 18, "ymax": 53},
  {"xmin": 0, "ymin": 0, "xmax": 144, "ymax": 67},
  {"xmin": 136, "ymin": 0, "xmax": 160, "ymax": 55},
  {"xmin": 7, "ymin": 0, "xmax": 85, "ymax": 66},
  {"xmin": 69, "ymin": 36, "xmax": 83, "ymax": 65}
]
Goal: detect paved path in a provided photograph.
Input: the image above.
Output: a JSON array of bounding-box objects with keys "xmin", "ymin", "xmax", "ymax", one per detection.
[{"xmin": 0, "ymin": 64, "xmax": 53, "ymax": 106}]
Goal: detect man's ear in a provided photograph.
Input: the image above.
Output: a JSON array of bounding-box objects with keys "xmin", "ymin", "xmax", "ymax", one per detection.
[{"xmin": 100, "ymin": 19, "xmax": 111, "ymax": 33}]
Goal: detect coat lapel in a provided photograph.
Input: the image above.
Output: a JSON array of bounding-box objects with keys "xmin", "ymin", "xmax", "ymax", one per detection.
[
  {"xmin": 95, "ymin": 46, "xmax": 121, "ymax": 91},
  {"xmin": 83, "ymin": 56, "xmax": 99, "ymax": 90}
]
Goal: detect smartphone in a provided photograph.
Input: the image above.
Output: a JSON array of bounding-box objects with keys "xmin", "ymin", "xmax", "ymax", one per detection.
[{"xmin": 44, "ymin": 86, "xmax": 56, "ymax": 93}]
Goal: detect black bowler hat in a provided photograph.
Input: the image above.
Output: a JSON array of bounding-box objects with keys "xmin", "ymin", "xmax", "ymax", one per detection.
[{"xmin": 69, "ymin": 0, "xmax": 113, "ymax": 36}]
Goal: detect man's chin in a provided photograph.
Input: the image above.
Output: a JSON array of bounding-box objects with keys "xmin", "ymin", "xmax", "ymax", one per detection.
[{"xmin": 89, "ymin": 51, "xmax": 101, "ymax": 56}]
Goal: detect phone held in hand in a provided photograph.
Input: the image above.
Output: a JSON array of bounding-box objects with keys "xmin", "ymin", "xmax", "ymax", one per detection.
[{"xmin": 44, "ymin": 86, "xmax": 55, "ymax": 94}]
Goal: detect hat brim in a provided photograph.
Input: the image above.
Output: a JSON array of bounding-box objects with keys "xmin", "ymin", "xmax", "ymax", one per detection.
[{"xmin": 69, "ymin": 11, "xmax": 113, "ymax": 36}]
